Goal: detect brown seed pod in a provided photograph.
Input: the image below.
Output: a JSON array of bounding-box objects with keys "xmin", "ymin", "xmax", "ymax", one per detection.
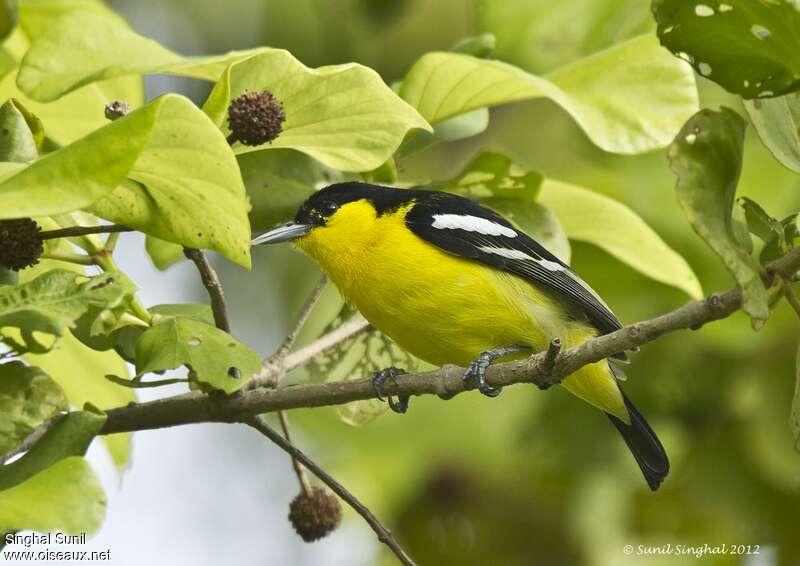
[
  {"xmin": 0, "ymin": 218, "xmax": 43, "ymax": 271},
  {"xmin": 288, "ymin": 486, "xmax": 342, "ymax": 542},
  {"xmin": 227, "ymin": 90, "xmax": 286, "ymax": 146}
]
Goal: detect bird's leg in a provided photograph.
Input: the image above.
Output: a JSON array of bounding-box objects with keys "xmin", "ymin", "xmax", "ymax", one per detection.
[
  {"xmin": 464, "ymin": 345, "xmax": 529, "ymax": 398},
  {"xmin": 371, "ymin": 367, "xmax": 410, "ymax": 414}
]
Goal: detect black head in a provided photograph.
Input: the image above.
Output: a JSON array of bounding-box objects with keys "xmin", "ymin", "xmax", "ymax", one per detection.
[
  {"xmin": 295, "ymin": 182, "xmax": 419, "ymax": 227},
  {"xmin": 252, "ymin": 182, "xmax": 422, "ymax": 245}
]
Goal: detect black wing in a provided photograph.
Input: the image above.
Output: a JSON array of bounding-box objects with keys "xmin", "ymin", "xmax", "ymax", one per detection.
[{"xmin": 405, "ymin": 191, "xmax": 624, "ymax": 338}]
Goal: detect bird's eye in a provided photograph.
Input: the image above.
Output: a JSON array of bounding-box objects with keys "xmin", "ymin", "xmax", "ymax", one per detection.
[{"xmin": 322, "ymin": 201, "xmax": 339, "ymax": 215}]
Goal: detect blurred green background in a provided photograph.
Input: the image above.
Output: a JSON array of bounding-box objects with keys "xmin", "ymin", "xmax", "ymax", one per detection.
[{"xmin": 106, "ymin": 1, "xmax": 800, "ymax": 564}]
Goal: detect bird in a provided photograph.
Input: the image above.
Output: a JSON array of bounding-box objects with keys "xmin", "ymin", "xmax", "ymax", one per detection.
[{"xmin": 252, "ymin": 181, "xmax": 669, "ymax": 490}]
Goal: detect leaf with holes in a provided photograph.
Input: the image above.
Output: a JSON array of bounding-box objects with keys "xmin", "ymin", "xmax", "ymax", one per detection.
[
  {"xmin": 744, "ymin": 94, "xmax": 800, "ymax": 173},
  {"xmin": 399, "ymin": 34, "xmax": 698, "ymax": 154},
  {"xmin": 0, "ymin": 361, "xmax": 67, "ymax": 454},
  {"xmin": 667, "ymin": 107, "xmax": 768, "ymax": 320},
  {"xmin": 653, "ymin": 0, "xmax": 800, "ymax": 99},
  {"xmin": 133, "ymin": 317, "xmax": 260, "ymax": 393},
  {"xmin": 0, "ymin": 94, "xmax": 252, "ymax": 268},
  {"xmin": 0, "ymin": 269, "xmax": 136, "ymax": 353}
]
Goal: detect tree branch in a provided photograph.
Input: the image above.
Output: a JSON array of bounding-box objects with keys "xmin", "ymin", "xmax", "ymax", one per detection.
[
  {"xmin": 183, "ymin": 248, "xmax": 231, "ymax": 333},
  {"xmin": 39, "ymin": 224, "xmax": 134, "ymax": 240},
  {"xmin": 99, "ymin": 247, "xmax": 800, "ymax": 435},
  {"xmin": 246, "ymin": 416, "xmax": 417, "ymax": 566}
]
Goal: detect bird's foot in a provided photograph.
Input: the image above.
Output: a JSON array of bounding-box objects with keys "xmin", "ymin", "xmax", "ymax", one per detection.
[
  {"xmin": 463, "ymin": 345, "xmax": 528, "ymax": 398},
  {"xmin": 463, "ymin": 353, "xmax": 502, "ymax": 397},
  {"xmin": 372, "ymin": 367, "xmax": 410, "ymax": 414}
]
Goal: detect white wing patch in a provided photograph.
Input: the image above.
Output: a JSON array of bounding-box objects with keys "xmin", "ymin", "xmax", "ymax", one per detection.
[
  {"xmin": 538, "ymin": 259, "xmax": 565, "ymax": 272},
  {"xmin": 432, "ymin": 214, "xmax": 517, "ymax": 237},
  {"xmin": 478, "ymin": 246, "xmax": 534, "ymax": 261},
  {"xmin": 478, "ymin": 246, "xmax": 566, "ymax": 271}
]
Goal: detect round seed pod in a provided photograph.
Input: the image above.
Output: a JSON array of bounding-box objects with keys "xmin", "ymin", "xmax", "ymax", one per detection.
[
  {"xmin": 288, "ymin": 486, "xmax": 342, "ymax": 542},
  {"xmin": 227, "ymin": 90, "xmax": 286, "ymax": 146},
  {"xmin": 0, "ymin": 218, "xmax": 43, "ymax": 271}
]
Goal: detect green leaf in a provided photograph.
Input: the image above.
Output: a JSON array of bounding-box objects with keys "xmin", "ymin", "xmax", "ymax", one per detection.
[
  {"xmin": 134, "ymin": 317, "xmax": 260, "ymax": 393},
  {"xmin": 538, "ymin": 179, "xmax": 703, "ymax": 299},
  {"xmin": 17, "ymin": 258, "xmax": 135, "ymax": 470},
  {"xmin": 792, "ymin": 343, "xmax": 800, "ymax": 452},
  {"xmin": 434, "ymin": 151, "xmax": 543, "ymax": 201},
  {"xmin": 14, "ymin": 8, "xmax": 430, "ymax": 171},
  {"xmin": 399, "ymin": 33, "xmax": 698, "ymax": 154},
  {"xmin": 0, "ymin": 11, "xmax": 144, "ymax": 146},
  {"xmin": 667, "ymin": 107, "xmax": 768, "ymax": 320},
  {"xmin": 15, "ymin": 8, "xmax": 259, "ymax": 102},
  {"xmin": 0, "ymin": 456, "xmax": 105, "ymax": 534},
  {"xmin": 0, "ymin": 269, "xmax": 136, "ymax": 352},
  {"xmin": 478, "ymin": 0, "xmax": 653, "ymax": 73},
  {"xmin": 0, "ymin": 0, "xmax": 17, "ymax": 42},
  {"xmin": 0, "ymin": 94, "xmax": 252, "ymax": 267},
  {"xmin": 23, "ymin": 332, "xmax": 133, "ymax": 469},
  {"xmin": 150, "ymin": 303, "xmax": 214, "ymax": 325},
  {"xmin": 16, "ymin": 9, "xmax": 182, "ymax": 102},
  {"xmin": 744, "ymin": 95, "xmax": 800, "ymax": 173},
  {"xmin": 449, "ymin": 33, "xmax": 496, "ymax": 58},
  {"xmin": 242, "ymin": 149, "xmax": 339, "ymax": 232},
  {"xmin": 653, "ymin": 0, "xmax": 800, "ymax": 99},
  {"xmin": 0, "ymin": 407, "xmax": 106, "ymax": 535},
  {"xmin": 0, "ymin": 98, "xmax": 37, "ymax": 162},
  {"xmin": 144, "ymin": 236, "xmax": 184, "ymax": 271},
  {"xmin": 0, "ymin": 409, "xmax": 104, "ymax": 491},
  {"xmin": 739, "ymin": 197, "xmax": 782, "ymax": 243},
  {"xmin": 397, "ymin": 108, "xmax": 489, "ymax": 158},
  {"xmin": 203, "ymin": 50, "xmax": 431, "ymax": 171},
  {"xmin": 0, "ymin": 361, "xmax": 67, "ymax": 454}
]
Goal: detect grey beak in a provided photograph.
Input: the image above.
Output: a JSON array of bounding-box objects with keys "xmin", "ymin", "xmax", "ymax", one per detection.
[{"xmin": 251, "ymin": 223, "xmax": 311, "ymax": 245}]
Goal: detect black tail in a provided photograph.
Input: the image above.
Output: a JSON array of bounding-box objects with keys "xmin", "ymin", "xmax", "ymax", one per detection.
[{"xmin": 606, "ymin": 391, "xmax": 669, "ymax": 491}]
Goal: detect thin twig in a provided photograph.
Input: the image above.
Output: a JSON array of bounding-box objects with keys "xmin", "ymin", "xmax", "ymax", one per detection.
[
  {"xmin": 282, "ymin": 314, "xmax": 370, "ymax": 372},
  {"xmin": 104, "ymin": 231, "xmax": 122, "ymax": 253},
  {"xmin": 278, "ymin": 411, "xmax": 312, "ymax": 495},
  {"xmin": 274, "ymin": 275, "xmax": 328, "ymax": 361},
  {"xmin": 246, "ymin": 416, "xmax": 417, "ymax": 566},
  {"xmin": 251, "ymin": 312, "xmax": 369, "ymax": 389},
  {"xmin": 40, "ymin": 252, "xmax": 96, "ymax": 265},
  {"xmin": 97, "ymin": 247, "xmax": 800, "ymax": 434},
  {"xmin": 39, "ymin": 225, "xmax": 134, "ymax": 240},
  {"xmin": 183, "ymin": 248, "xmax": 230, "ymax": 333},
  {"xmin": 542, "ymin": 337, "xmax": 562, "ymax": 374},
  {"xmin": 265, "ymin": 276, "xmax": 327, "ymax": 496}
]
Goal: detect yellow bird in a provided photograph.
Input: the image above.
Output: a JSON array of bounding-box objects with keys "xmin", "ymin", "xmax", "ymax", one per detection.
[{"xmin": 253, "ymin": 182, "xmax": 669, "ymax": 490}]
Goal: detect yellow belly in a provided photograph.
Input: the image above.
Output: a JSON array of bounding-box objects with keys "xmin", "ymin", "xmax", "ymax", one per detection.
[{"xmin": 297, "ymin": 202, "xmax": 627, "ymax": 420}]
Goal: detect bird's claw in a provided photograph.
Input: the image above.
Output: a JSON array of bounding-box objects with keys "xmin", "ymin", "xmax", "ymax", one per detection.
[
  {"xmin": 463, "ymin": 354, "xmax": 503, "ymax": 398},
  {"xmin": 372, "ymin": 367, "xmax": 410, "ymax": 414}
]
